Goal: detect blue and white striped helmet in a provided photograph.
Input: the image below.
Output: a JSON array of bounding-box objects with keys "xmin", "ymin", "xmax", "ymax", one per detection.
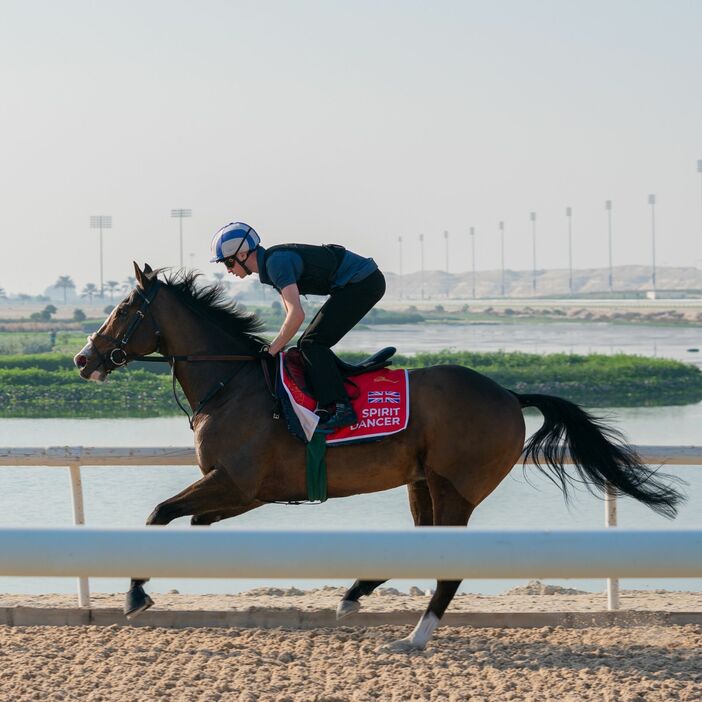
[{"xmin": 209, "ymin": 222, "xmax": 261, "ymax": 263}]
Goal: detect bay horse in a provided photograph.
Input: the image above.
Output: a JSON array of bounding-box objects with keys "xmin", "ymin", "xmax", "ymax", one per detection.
[{"xmin": 74, "ymin": 264, "xmax": 683, "ymax": 652}]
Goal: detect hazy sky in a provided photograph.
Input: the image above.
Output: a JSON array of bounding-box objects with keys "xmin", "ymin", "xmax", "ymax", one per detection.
[{"xmin": 1, "ymin": 0, "xmax": 701, "ymax": 295}]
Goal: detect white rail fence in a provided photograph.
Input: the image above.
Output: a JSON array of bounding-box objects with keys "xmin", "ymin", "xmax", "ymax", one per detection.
[
  {"xmin": 1, "ymin": 527, "xmax": 701, "ymax": 577},
  {"xmin": 0, "ymin": 445, "xmax": 700, "ymax": 610}
]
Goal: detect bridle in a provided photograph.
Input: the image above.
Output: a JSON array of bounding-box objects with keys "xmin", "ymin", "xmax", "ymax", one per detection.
[
  {"xmin": 87, "ymin": 280, "xmax": 277, "ymax": 429},
  {"xmin": 89, "ymin": 282, "xmax": 163, "ymax": 371}
]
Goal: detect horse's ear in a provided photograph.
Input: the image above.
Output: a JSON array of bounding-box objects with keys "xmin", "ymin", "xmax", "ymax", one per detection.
[
  {"xmin": 134, "ymin": 262, "xmax": 157, "ymax": 290},
  {"xmin": 133, "ymin": 261, "xmax": 143, "ymax": 285}
]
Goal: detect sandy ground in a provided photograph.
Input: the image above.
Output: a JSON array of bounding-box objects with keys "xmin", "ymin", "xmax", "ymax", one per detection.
[
  {"xmin": 0, "ymin": 584, "xmax": 700, "ymax": 701},
  {"xmin": 0, "ymin": 622, "xmax": 700, "ymax": 702}
]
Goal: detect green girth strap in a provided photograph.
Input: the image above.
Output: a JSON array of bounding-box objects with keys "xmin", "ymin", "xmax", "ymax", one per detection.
[{"xmin": 306, "ymin": 431, "xmax": 328, "ymax": 502}]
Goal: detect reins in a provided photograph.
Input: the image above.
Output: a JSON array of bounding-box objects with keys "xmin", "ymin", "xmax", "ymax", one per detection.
[
  {"xmin": 137, "ymin": 353, "xmax": 275, "ymax": 430},
  {"xmin": 138, "ymin": 354, "xmax": 259, "ymax": 363}
]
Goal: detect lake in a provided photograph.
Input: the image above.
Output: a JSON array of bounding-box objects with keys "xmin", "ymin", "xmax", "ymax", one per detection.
[
  {"xmin": 342, "ymin": 319, "xmax": 702, "ymax": 367},
  {"xmin": 0, "ymin": 319, "xmax": 700, "ymax": 598}
]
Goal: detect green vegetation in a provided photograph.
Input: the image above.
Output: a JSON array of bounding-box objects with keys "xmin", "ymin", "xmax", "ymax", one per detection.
[
  {"xmin": 0, "ymin": 331, "xmax": 89, "ymax": 355},
  {"xmin": 0, "ymin": 350, "xmax": 700, "ymax": 418},
  {"xmin": 342, "ymin": 351, "xmax": 702, "ymax": 407}
]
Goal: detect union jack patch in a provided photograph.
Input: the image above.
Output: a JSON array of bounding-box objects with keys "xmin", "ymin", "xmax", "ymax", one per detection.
[{"xmin": 368, "ymin": 390, "xmax": 401, "ymax": 404}]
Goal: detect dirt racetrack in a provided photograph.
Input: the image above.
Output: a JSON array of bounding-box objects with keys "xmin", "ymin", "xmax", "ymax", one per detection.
[
  {"xmin": 1, "ymin": 586, "xmax": 701, "ymax": 701},
  {"xmin": 0, "ymin": 622, "xmax": 700, "ymax": 701}
]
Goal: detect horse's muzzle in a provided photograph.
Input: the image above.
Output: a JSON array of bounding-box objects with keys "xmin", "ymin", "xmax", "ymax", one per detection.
[{"xmin": 74, "ymin": 342, "xmax": 107, "ymax": 382}]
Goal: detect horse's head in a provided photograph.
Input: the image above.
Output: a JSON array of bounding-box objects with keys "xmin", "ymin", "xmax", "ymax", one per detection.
[{"xmin": 74, "ymin": 263, "xmax": 162, "ymax": 382}]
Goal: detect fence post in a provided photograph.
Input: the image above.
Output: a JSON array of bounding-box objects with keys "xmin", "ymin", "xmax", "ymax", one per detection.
[
  {"xmin": 68, "ymin": 463, "xmax": 90, "ymax": 607},
  {"xmin": 605, "ymin": 482, "xmax": 619, "ymax": 610}
]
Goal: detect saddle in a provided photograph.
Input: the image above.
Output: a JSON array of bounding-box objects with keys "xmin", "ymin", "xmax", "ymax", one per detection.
[
  {"xmin": 275, "ymin": 346, "xmax": 409, "ymax": 502},
  {"xmin": 282, "ymin": 346, "xmax": 396, "ymax": 397},
  {"xmin": 277, "ymin": 347, "xmax": 409, "ymax": 446},
  {"xmin": 335, "ymin": 346, "xmax": 396, "ymax": 377}
]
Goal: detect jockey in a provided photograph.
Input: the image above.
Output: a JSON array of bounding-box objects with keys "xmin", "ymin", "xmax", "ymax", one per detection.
[{"xmin": 210, "ymin": 222, "xmax": 386, "ymax": 429}]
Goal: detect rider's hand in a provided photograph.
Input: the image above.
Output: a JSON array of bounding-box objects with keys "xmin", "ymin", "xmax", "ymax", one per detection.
[{"xmin": 258, "ymin": 344, "xmax": 277, "ymax": 360}]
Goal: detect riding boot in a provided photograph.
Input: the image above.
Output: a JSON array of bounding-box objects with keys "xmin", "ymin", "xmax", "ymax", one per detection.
[{"xmin": 318, "ymin": 400, "xmax": 357, "ymax": 429}]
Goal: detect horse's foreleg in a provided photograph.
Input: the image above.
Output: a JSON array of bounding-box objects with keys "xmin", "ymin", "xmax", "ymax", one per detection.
[
  {"xmin": 382, "ymin": 472, "xmax": 474, "ymax": 652},
  {"xmin": 146, "ymin": 466, "xmax": 236, "ymax": 525},
  {"xmin": 190, "ymin": 501, "xmax": 263, "ymax": 526},
  {"xmin": 337, "ymin": 479, "xmax": 434, "ymax": 620},
  {"xmin": 124, "ymin": 467, "xmax": 241, "ymax": 619}
]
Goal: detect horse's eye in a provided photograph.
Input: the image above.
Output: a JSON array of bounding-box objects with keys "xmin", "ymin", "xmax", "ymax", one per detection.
[{"xmin": 116, "ymin": 307, "xmax": 128, "ymax": 318}]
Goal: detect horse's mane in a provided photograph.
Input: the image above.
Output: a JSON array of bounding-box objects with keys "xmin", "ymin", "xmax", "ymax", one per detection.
[{"xmin": 161, "ymin": 270, "xmax": 266, "ymax": 345}]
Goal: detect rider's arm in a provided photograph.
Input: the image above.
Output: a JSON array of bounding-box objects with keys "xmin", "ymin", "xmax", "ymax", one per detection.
[{"xmin": 269, "ymin": 284, "xmax": 305, "ymax": 355}]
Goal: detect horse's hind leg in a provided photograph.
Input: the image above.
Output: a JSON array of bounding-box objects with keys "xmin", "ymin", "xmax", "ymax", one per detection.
[
  {"xmin": 336, "ymin": 480, "xmax": 434, "ymax": 620},
  {"xmin": 125, "ymin": 467, "xmax": 242, "ymax": 618},
  {"xmin": 383, "ymin": 471, "xmax": 474, "ymax": 653}
]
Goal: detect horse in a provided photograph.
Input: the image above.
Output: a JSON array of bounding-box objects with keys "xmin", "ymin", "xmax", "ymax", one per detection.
[{"xmin": 73, "ymin": 263, "xmax": 683, "ymax": 652}]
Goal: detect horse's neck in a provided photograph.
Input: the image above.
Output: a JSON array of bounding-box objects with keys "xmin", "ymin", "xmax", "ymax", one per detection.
[{"xmin": 153, "ymin": 301, "xmax": 255, "ymax": 410}]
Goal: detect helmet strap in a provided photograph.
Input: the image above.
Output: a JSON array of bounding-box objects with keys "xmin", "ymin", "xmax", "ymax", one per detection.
[
  {"xmin": 238, "ymin": 250, "xmax": 254, "ymax": 276},
  {"xmin": 224, "ymin": 235, "xmax": 254, "ymax": 275}
]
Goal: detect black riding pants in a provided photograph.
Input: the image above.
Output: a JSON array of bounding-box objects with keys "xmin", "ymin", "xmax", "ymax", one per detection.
[{"xmin": 298, "ymin": 269, "xmax": 386, "ymax": 406}]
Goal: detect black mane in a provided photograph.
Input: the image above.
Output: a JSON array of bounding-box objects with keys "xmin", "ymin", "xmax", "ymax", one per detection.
[{"xmin": 161, "ymin": 270, "xmax": 266, "ymax": 345}]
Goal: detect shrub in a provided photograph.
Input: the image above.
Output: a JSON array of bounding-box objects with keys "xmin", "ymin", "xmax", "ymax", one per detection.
[{"xmin": 1, "ymin": 351, "xmax": 701, "ymax": 416}]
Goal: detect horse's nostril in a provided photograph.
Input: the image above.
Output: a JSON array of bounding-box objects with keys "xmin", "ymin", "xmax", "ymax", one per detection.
[{"xmin": 75, "ymin": 355, "xmax": 88, "ymax": 368}]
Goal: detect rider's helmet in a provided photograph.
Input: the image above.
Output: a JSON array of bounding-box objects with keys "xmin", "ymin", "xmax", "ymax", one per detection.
[{"xmin": 209, "ymin": 222, "xmax": 261, "ymax": 263}]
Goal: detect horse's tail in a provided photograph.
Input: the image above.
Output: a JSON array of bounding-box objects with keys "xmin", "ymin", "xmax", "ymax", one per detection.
[{"xmin": 512, "ymin": 392, "xmax": 684, "ymax": 519}]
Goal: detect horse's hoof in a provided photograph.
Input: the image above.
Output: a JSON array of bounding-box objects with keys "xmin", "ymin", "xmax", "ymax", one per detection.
[
  {"xmin": 336, "ymin": 599, "xmax": 361, "ymax": 620},
  {"xmin": 378, "ymin": 637, "xmax": 425, "ymax": 653},
  {"xmin": 124, "ymin": 589, "xmax": 154, "ymax": 619}
]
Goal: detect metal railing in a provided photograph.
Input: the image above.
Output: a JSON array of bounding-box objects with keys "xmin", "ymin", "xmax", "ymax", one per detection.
[{"xmin": 0, "ymin": 445, "xmax": 699, "ymax": 609}]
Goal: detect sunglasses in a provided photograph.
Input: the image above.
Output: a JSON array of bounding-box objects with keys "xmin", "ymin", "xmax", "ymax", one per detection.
[{"xmin": 222, "ymin": 256, "xmax": 238, "ymax": 269}]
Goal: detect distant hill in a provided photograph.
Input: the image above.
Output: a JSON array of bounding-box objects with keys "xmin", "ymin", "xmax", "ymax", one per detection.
[
  {"xmin": 15, "ymin": 265, "xmax": 700, "ymax": 305},
  {"xmin": 384, "ymin": 265, "xmax": 702, "ymax": 299}
]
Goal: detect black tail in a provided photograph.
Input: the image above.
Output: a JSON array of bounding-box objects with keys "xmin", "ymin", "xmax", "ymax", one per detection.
[{"xmin": 514, "ymin": 392, "xmax": 684, "ymax": 519}]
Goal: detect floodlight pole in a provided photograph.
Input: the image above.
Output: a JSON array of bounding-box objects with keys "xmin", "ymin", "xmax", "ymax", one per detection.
[
  {"xmin": 89, "ymin": 216, "xmax": 112, "ymax": 297},
  {"xmin": 444, "ymin": 230, "xmax": 449, "ymax": 273},
  {"xmin": 648, "ymin": 194, "xmax": 657, "ymax": 293},
  {"xmin": 444, "ymin": 230, "xmax": 449, "ymax": 298},
  {"xmin": 530, "ymin": 212, "xmax": 537, "ymax": 292},
  {"xmin": 605, "ymin": 200, "xmax": 613, "ymax": 292},
  {"xmin": 398, "ymin": 235, "xmax": 403, "ymax": 299},
  {"xmin": 566, "ymin": 207, "xmax": 573, "ymax": 295},
  {"xmin": 171, "ymin": 209, "xmax": 192, "ymax": 268},
  {"xmin": 499, "ymin": 221, "xmax": 505, "ymax": 297},
  {"xmin": 419, "ymin": 234, "xmax": 425, "ymax": 300},
  {"xmin": 470, "ymin": 227, "xmax": 476, "ymax": 299}
]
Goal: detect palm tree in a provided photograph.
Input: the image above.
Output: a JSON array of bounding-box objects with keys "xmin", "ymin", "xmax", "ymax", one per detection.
[
  {"xmin": 81, "ymin": 283, "xmax": 98, "ymax": 305},
  {"xmin": 0, "ymin": 287, "xmax": 6, "ymax": 299},
  {"xmin": 54, "ymin": 275, "xmax": 75, "ymax": 304},
  {"xmin": 105, "ymin": 280, "xmax": 119, "ymax": 301},
  {"xmin": 122, "ymin": 276, "xmax": 136, "ymax": 292}
]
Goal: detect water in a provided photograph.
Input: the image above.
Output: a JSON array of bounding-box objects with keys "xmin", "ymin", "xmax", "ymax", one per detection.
[
  {"xmin": 341, "ymin": 320, "xmax": 702, "ymax": 367},
  {"xmin": 1, "ymin": 320, "xmax": 701, "ymax": 598}
]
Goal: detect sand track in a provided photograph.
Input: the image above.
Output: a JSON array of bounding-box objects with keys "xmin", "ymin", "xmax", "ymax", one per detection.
[
  {"xmin": 0, "ymin": 623, "xmax": 700, "ymax": 701},
  {"xmin": 1, "ymin": 587, "xmax": 701, "ymax": 700}
]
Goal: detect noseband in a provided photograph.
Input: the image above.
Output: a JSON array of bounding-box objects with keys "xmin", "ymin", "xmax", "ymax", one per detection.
[{"xmin": 89, "ymin": 282, "xmax": 162, "ymax": 371}]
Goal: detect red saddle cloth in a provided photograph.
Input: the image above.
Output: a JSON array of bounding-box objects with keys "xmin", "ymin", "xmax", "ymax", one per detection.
[{"xmin": 279, "ymin": 350, "xmax": 410, "ymax": 446}]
